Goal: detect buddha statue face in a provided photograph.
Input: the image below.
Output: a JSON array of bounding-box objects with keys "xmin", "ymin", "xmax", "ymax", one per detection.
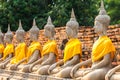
[
  {"xmin": 29, "ymin": 32, "xmax": 38, "ymax": 41},
  {"xmin": 44, "ymin": 29, "xmax": 51, "ymax": 38},
  {"xmin": 65, "ymin": 26, "xmax": 73, "ymax": 38},
  {"xmin": 44, "ymin": 16, "xmax": 55, "ymax": 39},
  {"xmin": 29, "ymin": 19, "xmax": 39, "ymax": 41},
  {"xmin": 4, "ymin": 24, "xmax": 13, "ymax": 43},
  {"xmin": 4, "ymin": 34, "xmax": 13, "ymax": 43},
  {"xmin": 66, "ymin": 9, "xmax": 79, "ymax": 39},
  {"xmin": 16, "ymin": 33, "xmax": 24, "ymax": 42},
  {"xmin": 94, "ymin": 21, "xmax": 104, "ymax": 35},
  {"xmin": 94, "ymin": 0, "xmax": 110, "ymax": 36},
  {"xmin": 16, "ymin": 20, "xmax": 25, "ymax": 43}
]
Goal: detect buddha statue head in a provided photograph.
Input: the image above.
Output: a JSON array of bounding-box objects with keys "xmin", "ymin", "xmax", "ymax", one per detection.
[
  {"xmin": 4, "ymin": 24, "xmax": 13, "ymax": 44},
  {"xmin": 66, "ymin": 8, "xmax": 79, "ymax": 39},
  {"xmin": 16, "ymin": 20, "xmax": 25, "ymax": 43},
  {"xmin": 0, "ymin": 27, "xmax": 4, "ymax": 44},
  {"xmin": 29, "ymin": 19, "xmax": 39, "ymax": 41},
  {"xmin": 44, "ymin": 16, "xmax": 55, "ymax": 40},
  {"xmin": 94, "ymin": 0, "xmax": 110, "ymax": 36}
]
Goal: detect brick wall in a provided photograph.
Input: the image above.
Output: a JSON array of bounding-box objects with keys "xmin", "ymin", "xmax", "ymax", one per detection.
[{"xmin": 12, "ymin": 24, "xmax": 120, "ymax": 61}]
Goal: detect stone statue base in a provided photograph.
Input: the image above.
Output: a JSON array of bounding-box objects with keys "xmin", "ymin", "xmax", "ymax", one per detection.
[{"xmin": 0, "ymin": 69, "xmax": 74, "ymax": 80}]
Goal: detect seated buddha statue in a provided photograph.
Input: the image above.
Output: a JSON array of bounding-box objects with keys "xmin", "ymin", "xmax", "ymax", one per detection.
[
  {"xmin": 12, "ymin": 19, "xmax": 42, "ymax": 71},
  {"xmin": 9, "ymin": 20, "xmax": 27, "ymax": 70},
  {"xmin": 70, "ymin": 0, "xmax": 116, "ymax": 80},
  {"xmin": 0, "ymin": 28, "xmax": 4, "ymax": 59},
  {"xmin": 48, "ymin": 9, "xmax": 82, "ymax": 78},
  {"xmin": 22, "ymin": 16, "xmax": 58, "ymax": 75},
  {"xmin": 0, "ymin": 24, "xmax": 14, "ymax": 69}
]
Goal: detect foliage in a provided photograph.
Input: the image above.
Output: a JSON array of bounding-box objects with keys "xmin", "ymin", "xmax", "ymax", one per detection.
[{"xmin": 0, "ymin": 0, "xmax": 119, "ymax": 32}]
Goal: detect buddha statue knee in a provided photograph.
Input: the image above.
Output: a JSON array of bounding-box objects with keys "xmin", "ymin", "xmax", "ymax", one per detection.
[
  {"xmin": 71, "ymin": 1, "xmax": 116, "ymax": 80},
  {"xmin": 0, "ymin": 24, "xmax": 14, "ymax": 69},
  {"xmin": 48, "ymin": 9, "xmax": 82, "ymax": 78},
  {"xmin": 9, "ymin": 20, "xmax": 27, "ymax": 70}
]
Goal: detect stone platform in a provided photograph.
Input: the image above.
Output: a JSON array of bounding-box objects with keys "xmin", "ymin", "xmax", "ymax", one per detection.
[
  {"xmin": 0, "ymin": 69, "xmax": 74, "ymax": 80},
  {"xmin": 1, "ymin": 69, "xmax": 120, "ymax": 80}
]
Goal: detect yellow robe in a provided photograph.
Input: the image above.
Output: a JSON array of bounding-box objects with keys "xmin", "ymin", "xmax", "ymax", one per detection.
[
  {"xmin": 3, "ymin": 44, "xmax": 14, "ymax": 60},
  {"xmin": 64, "ymin": 38, "xmax": 82, "ymax": 62},
  {"xmin": 92, "ymin": 36, "xmax": 116, "ymax": 62},
  {"xmin": 10, "ymin": 42, "xmax": 27, "ymax": 64},
  {"xmin": 41, "ymin": 40, "xmax": 58, "ymax": 61},
  {"xmin": 26, "ymin": 41, "xmax": 42, "ymax": 61},
  {"xmin": 0, "ymin": 44, "xmax": 4, "ymax": 54}
]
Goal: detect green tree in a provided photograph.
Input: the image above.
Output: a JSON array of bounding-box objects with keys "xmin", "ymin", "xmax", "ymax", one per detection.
[
  {"xmin": 0, "ymin": 0, "xmax": 120, "ymax": 32},
  {"xmin": 0, "ymin": 0, "xmax": 52, "ymax": 32},
  {"xmin": 105, "ymin": 0, "xmax": 120, "ymax": 24},
  {"xmin": 48, "ymin": 0, "xmax": 99, "ymax": 27}
]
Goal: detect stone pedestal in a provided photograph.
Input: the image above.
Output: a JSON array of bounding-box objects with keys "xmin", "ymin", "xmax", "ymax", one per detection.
[{"xmin": 0, "ymin": 69, "xmax": 75, "ymax": 80}]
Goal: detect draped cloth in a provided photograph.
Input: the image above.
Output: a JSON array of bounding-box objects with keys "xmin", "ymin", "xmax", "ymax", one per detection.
[
  {"xmin": 10, "ymin": 42, "xmax": 27, "ymax": 64},
  {"xmin": 92, "ymin": 36, "xmax": 116, "ymax": 62},
  {"xmin": 0, "ymin": 44, "xmax": 4, "ymax": 54},
  {"xmin": 41, "ymin": 40, "xmax": 58, "ymax": 61},
  {"xmin": 64, "ymin": 38, "xmax": 82, "ymax": 62},
  {"xmin": 3, "ymin": 44, "xmax": 14, "ymax": 60},
  {"xmin": 26, "ymin": 41, "xmax": 42, "ymax": 61}
]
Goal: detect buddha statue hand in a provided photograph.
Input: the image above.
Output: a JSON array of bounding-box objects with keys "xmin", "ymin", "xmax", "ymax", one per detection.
[
  {"xmin": 83, "ymin": 68, "xmax": 93, "ymax": 76},
  {"xmin": 48, "ymin": 63, "xmax": 57, "ymax": 74},
  {"xmin": 105, "ymin": 69, "xmax": 115, "ymax": 80},
  {"xmin": 70, "ymin": 63, "xmax": 81, "ymax": 78},
  {"xmin": 22, "ymin": 65, "xmax": 30, "ymax": 72},
  {"xmin": 0, "ymin": 63, "xmax": 5, "ymax": 69},
  {"xmin": 9, "ymin": 64, "xmax": 17, "ymax": 70}
]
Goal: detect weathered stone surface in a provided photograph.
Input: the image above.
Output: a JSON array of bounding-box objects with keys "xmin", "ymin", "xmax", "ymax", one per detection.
[
  {"xmin": 110, "ymin": 72, "xmax": 120, "ymax": 80},
  {"xmin": 46, "ymin": 76, "xmax": 74, "ymax": 80}
]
